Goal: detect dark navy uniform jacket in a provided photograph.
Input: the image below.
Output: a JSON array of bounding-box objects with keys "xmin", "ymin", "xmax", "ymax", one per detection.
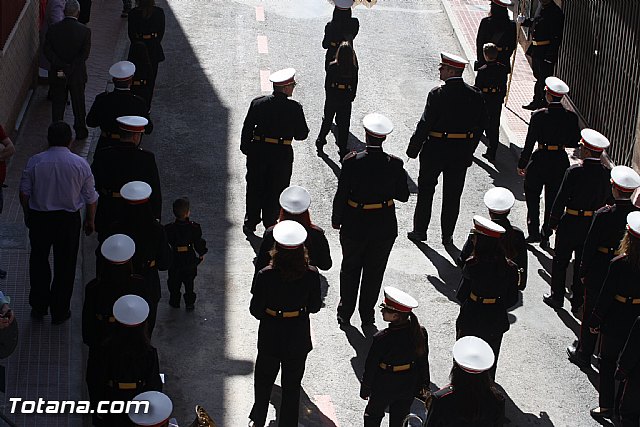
[
  {"xmin": 250, "ymin": 266, "xmax": 322, "ymax": 359},
  {"xmin": 406, "ymin": 77, "xmax": 487, "ymax": 167},
  {"xmin": 425, "ymin": 384, "xmax": 504, "ymax": 426},
  {"xmin": 332, "ymin": 147, "xmax": 409, "ymax": 240}
]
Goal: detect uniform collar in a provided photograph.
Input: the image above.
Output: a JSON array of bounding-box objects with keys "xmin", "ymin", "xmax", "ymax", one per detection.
[
  {"xmin": 615, "ymin": 199, "xmax": 633, "ymax": 205},
  {"xmin": 583, "ymin": 157, "xmax": 601, "ymax": 163},
  {"xmin": 445, "ymin": 77, "xmax": 464, "ymax": 84}
]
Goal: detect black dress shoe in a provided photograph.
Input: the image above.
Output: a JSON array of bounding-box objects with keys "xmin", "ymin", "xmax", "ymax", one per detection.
[
  {"xmin": 52, "ymin": 311, "xmax": 71, "ymax": 325},
  {"xmin": 31, "ymin": 309, "xmax": 46, "ymax": 320},
  {"xmin": 522, "ymin": 101, "xmax": 541, "ymax": 111},
  {"xmin": 590, "ymin": 407, "xmax": 613, "ymax": 421},
  {"xmin": 543, "ymin": 294, "xmax": 563, "ymax": 310},
  {"xmin": 525, "ymin": 234, "xmax": 541, "ymax": 243},
  {"xmin": 407, "ymin": 231, "xmax": 427, "ymax": 242},
  {"xmin": 481, "ymin": 152, "xmax": 496, "ymax": 163},
  {"xmin": 567, "ymin": 345, "xmax": 590, "ymax": 368}
]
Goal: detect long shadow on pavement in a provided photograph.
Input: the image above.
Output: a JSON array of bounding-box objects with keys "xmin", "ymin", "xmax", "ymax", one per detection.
[
  {"xmin": 410, "ymin": 241, "xmax": 461, "ymax": 304},
  {"xmin": 496, "ymin": 384, "xmax": 557, "ymax": 426},
  {"xmin": 267, "ymin": 384, "xmax": 339, "ymax": 427},
  {"xmin": 473, "ymin": 144, "xmax": 525, "ymax": 202},
  {"xmin": 342, "ymin": 324, "xmax": 371, "ymax": 381}
]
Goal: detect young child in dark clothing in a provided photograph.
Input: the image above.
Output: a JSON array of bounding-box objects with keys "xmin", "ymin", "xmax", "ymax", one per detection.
[
  {"xmin": 164, "ymin": 197, "xmax": 207, "ymax": 310},
  {"xmin": 474, "ymin": 43, "xmax": 509, "ymax": 163}
]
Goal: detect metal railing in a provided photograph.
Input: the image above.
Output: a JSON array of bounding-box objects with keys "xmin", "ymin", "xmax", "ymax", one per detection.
[{"xmin": 556, "ymin": 1, "xmax": 640, "ymax": 165}]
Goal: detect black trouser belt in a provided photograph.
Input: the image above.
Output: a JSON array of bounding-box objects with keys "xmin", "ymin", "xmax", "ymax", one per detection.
[
  {"xmin": 597, "ymin": 246, "xmax": 621, "ymax": 255},
  {"xmin": 347, "ymin": 199, "xmax": 394, "ymax": 210},
  {"xmin": 253, "ymin": 136, "xmax": 292, "ymax": 145},
  {"xmin": 615, "ymin": 295, "xmax": 640, "ymax": 304},
  {"xmin": 429, "ymin": 131, "xmax": 474, "ymax": 139},
  {"xmin": 107, "ymin": 380, "xmax": 143, "ymax": 390},
  {"xmin": 265, "ymin": 308, "xmax": 306, "ymax": 318},
  {"xmin": 565, "ymin": 208, "xmax": 594, "ymax": 217},
  {"xmin": 379, "ymin": 362, "xmax": 413, "ymax": 372},
  {"xmin": 176, "ymin": 246, "xmax": 190, "ymax": 252},
  {"xmin": 101, "ymin": 131, "xmax": 121, "ymax": 139},
  {"xmin": 481, "ymin": 88, "xmax": 500, "ymax": 93},
  {"xmin": 537, "ymin": 144, "xmax": 562, "ymax": 151},
  {"xmin": 469, "ymin": 292, "xmax": 497, "ymax": 304}
]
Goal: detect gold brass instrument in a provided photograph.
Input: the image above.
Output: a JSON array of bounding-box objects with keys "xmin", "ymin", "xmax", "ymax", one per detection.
[{"xmin": 188, "ymin": 405, "xmax": 218, "ymax": 427}]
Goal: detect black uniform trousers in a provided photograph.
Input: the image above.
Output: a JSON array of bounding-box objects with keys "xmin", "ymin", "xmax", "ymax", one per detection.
[
  {"xmin": 523, "ymin": 155, "xmax": 566, "ymax": 237},
  {"xmin": 577, "ymin": 264, "xmax": 608, "ymax": 358},
  {"xmin": 619, "ymin": 379, "xmax": 640, "ymax": 426},
  {"xmin": 414, "ymin": 156, "xmax": 468, "ymax": 240},
  {"xmin": 338, "ymin": 235, "xmax": 395, "ymax": 325},
  {"xmin": 28, "ymin": 209, "xmax": 81, "ymax": 319},
  {"xmin": 364, "ymin": 394, "xmax": 414, "ymax": 427},
  {"xmin": 484, "ymin": 99, "xmax": 503, "ymax": 158},
  {"xmin": 143, "ymin": 269, "xmax": 160, "ymax": 336},
  {"xmin": 599, "ymin": 332, "xmax": 626, "ymax": 410},
  {"xmin": 318, "ymin": 97, "xmax": 352, "ymax": 154},
  {"xmin": 550, "ymin": 216, "xmax": 592, "ymax": 308},
  {"xmin": 532, "ymin": 57, "xmax": 555, "ymax": 106},
  {"xmin": 250, "ymin": 353, "xmax": 307, "ymax": 427},
  {"xmin": 167, "ymin": 266, "xmax": 196, "ymax": 306},
  {"xmin": 50, "ymin": 74, "xmax": 87, "ymax": 134},
  {"xmin": 245, "ymin": 152, "xmax": 293, "ymax": 229}
]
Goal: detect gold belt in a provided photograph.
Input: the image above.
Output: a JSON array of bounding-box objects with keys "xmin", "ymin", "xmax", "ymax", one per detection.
[
  {"xmin": 265, "ymin": 308, "xmax": 304, "ymax": 318},
  {"xmin": 481, "ymin": 88, "xmax": 499, "ymax": 93},
  {"xmin": 537, "ymin": 144, "xmax": 562, "ymax": 150},
  {"xmin": 107, "ymin": 381, "xmax": 141, "ymax": 390},
  {"xmin": 96, "ymin": 314, "xmax": 116, "ymax": 323},
  {"xmin": 330, "ymin": 42, "xmax": 338, "ymax": 47},
  {"xmin": 253, "ymin": 136, "xmax": 292, "ymax": 145},
  {"xmin": 347, "ymin": 199, "xmax": 394, "ymax": 210},
  {"xmin": 148, "ymin": 260, "xmax": 156, "ymax": 268},
  {"xmin": 428, "ymin": 131, "xmax": 474, "ymax": 139},
  {"xmin": 141, "ymin": 33, "xmax": 158, "ymax": 39},
  {"xmin": 597, "ymin": 246, "xmax": 621, "ymax": 255},
  {"xmin": 101, "ymin": 131, "xmax": 121, "ymax": 140},
  {"xmin": 532, "ymin": 40, "xmax": 551, "ymax": 46},
  {"xmin": 469, "ymin": 292, "xmax": 497, "ymax": 304},
  {"xmin": 132, "ymin": 80, "xmax": 147, "ymax": 86},
  {"xmin": 615, "ymin": 295, "xmax": 640, "ymax": 305},
  {"xmin": 565, "ymin": 208, "xmax": 594, "ymax": 217},
  {"xmin": 379, "ymin": 362, "xmax": 413, "ymax": 372},
  {"xmin": 331, "ymin": 83, "xmax": 351, "ymax": 90},
  {"xmin": 176, "ymin": 246, "xmax": 189, "ymax": 252}
]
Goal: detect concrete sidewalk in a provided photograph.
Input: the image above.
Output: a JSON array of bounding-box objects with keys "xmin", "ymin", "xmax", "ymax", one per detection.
[
  {"xmin": 441, "ymin": 0, "xmax": 536, "ymax": 149},
  {"xmin": 0, "ymin": 0, "xmax": 129, "ymax": 424}
]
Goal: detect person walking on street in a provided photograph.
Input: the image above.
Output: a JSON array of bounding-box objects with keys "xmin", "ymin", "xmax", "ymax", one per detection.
[
  {"xmin": 568, "ymin": 166, "xmax": 640, "ymax": 368},
  {"xmin": 19, "ymin": 121, "xmax": 98, "ymax": 324},
  {"xmin": 165, "ymin": 197, "xmax": 208, "ymax": 310},
  {"xmin": 255, "ymin": 185, "xmax": 332, "ymax": 273},
  {"xmin": 323, "ymin": 0, "xmax": 359, "ymax": 71},
  {"xmin": 425, "ymin": 336, "xmax": 504, "ymax": 427},
  {"xmin": 475, "ymin": 0, "xmax": 516, "ymax": 73},
  {"xmin": 249, "ymin": 221, "xmax": 322, "ymax": 427},
  {"xmin": 89, "ymin": 295, "xmax": 163, "ymax": 426},
  {"xmin": 86, "ymin": 61, "xmax": 152, "ymax": 152},
  {"xmin": 241, "ymin": 68, "xmax": 309, "ymax": 232},
  {"xmin": 406, "ymin": 52, "xmax": 488, "ymax": 245},
  {"xmin": 332, "ymin": 113, "xmax": 409, "ymax": 334},
  {"xmin": 91, "ymin": 116, "xmax": 161, "ymax": 241},
  {"xmin": 44, "ymin": 0, "xmax": 91, "ymax": 140},
  {"xmin": 128, "ymin": 0, "xmax": 165, "ymax": 80},
  {"xmin": 316, "ymin": 41, "xmax": 359, "ymax": 159},
  {"xmin": 517, "ymin": 77, "xmax": 580, "ymax": 244},
  {"xmin": 360, "ymin": 287, "xmax": 430, "ymax": 427},
  {"xmin": 517, "ymin": 0, "xmax": 564, "ymax": 110},
  {"xmin": 616, "ymin": 315, "xmax": 640, "ymax": 426},
  {"xmin": 474, "ymin": 43, "xmax": 509, "ymax": 162},
  {"xmin": 544, "ymin": 129, "xmax": 612, "ymax": 313},
  {"xmin": 458, "ymin": 187, "xmax": 527, "ymax": 290},
  {"xmin": 456, "ymin": 216, "xmax": 520, "ymax": 379},
  {"xmin": 588, "ymin": 212, "xmax": 640, "ymax": 422}
]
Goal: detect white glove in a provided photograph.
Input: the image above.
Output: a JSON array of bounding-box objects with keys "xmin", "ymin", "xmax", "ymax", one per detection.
[{"xmin": 517, "ymin": 15, "xmax": 526, "ymax": 24}]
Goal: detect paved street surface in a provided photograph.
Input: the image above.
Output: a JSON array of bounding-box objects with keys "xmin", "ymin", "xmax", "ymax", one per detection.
[{"xmin": 0, "ymin": 0, "xmax": 611, "ymax": 426}]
